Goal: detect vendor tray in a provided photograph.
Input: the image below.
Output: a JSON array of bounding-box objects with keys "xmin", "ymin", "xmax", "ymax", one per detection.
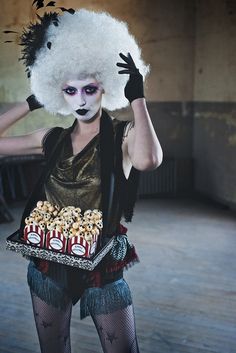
[{"xmin": 6, "ymin": 230, "xmax": 114, "ymax": 271}]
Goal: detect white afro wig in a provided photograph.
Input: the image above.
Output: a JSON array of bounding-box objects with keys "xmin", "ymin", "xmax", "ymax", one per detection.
[{"xmin": 24, "ymin": 9, "xmax": 149, "ymax": 114}]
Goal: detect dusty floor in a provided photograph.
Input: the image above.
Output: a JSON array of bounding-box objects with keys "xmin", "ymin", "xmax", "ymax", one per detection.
[{"xmin": 0, "ymin": 197, "xmax": 236, "ymax": 353}]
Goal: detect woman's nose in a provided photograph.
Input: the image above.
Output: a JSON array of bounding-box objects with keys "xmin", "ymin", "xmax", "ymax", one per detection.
[{"xmin": 77, "ymin": 92, "xmax": 86, "ymax": 107}]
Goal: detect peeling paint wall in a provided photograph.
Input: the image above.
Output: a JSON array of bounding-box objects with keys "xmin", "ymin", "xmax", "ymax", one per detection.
[
  {"xmin": 194, "ymin": 0, "xmax": 236, "ymax": 101},
  {"xmin": 0, "ymin": 0, "xmax": 235, "ymax": 208},
  {"xmin": 193, "ymin": 104, "xmax": 236, "ymax": 207},
  {"xmin": 193, "ymin": 0, "xmax": 236, "ymax": 208}
]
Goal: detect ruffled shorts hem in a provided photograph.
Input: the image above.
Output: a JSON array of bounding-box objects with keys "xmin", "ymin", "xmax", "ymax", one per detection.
[
  {"xmin": 80, "ymin": 278, "xmax": 133, "ymax": 319},
  {"xmin": 27, "ymin": 262, "xmax": 133, "ymax": 320}
]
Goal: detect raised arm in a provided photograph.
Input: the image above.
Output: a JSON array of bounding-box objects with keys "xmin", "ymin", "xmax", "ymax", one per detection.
[
  {"xmin": 123, "ymin": 99, "xmax": 163, "ymax": 171},
  {"xmin": 117, "ymin": 53, "xmax": 163, "ymax": 176},
  {"xmin": 0, "ymin": 95, "xmax": 50, "ymax": 155}
]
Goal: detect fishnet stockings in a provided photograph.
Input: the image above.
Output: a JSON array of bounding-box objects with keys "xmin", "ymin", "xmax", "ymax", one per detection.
[
  {"xmin": 91, "ymin": 305, "xmax": 140, "ymax": 353},
  {"xmin": 30, "ymin": 290, "xmax": 72, "ymax": 353},
  {"xmin": 30, "ymin": 291, "xmax": 140, "ymax": 353}
]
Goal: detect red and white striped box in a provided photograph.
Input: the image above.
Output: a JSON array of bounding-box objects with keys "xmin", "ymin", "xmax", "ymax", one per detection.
[
  {"xmin": 67, "ymin": 233, "xmax": 99, "ymax": 258},
  {"xmin": 45, "ymin": 230, "xmax": 67, "ymax": 253},
  {"xmin": 24, "ymin": 225, "xmax": 45, "ymax": 247}
]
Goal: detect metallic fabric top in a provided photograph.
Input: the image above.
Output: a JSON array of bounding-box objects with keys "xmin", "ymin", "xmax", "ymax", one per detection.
[{"xmin": 44, "ymin": 132, "xmax": 102, "ymax": 211}]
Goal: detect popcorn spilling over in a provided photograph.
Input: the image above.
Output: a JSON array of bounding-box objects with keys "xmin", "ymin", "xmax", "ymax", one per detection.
[
  {"xmin": 25, "ymin": 200, "xmax": 59, "ymax": 231},
  {"xmin": 49, "ymin": 206, "xmax": 103, "ymax": 243},
  {"xmin": 24, "ymin": 201, "xmax": 103, "ymax": 256}
]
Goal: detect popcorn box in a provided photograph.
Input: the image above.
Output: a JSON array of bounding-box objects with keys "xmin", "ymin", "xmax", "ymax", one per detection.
[
  {"xmin": 24, "ymin": 224, "xmax": 45, "ymax": 247},
  {"xmin": 45, "ymin": 230, "xmax": 67, "ymax": 253},
  {"xmin": 67, "ymin": 233, "xmax": 99, "ymax": 258},
  {"xmin": 7, "ymin": 229, "xmax": 114, "ymax": 270}
]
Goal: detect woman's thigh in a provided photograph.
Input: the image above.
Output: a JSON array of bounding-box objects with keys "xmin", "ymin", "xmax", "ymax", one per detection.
[
  {"xmin": 30, "ymin": 290, "xmax": 72, "ymax": 353},
  {"xmin": 92, "ymin": 304, "xmax": 140, "ymax": 353}
]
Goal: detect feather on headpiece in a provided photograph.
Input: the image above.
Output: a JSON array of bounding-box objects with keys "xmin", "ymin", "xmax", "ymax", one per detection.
[
  {"xmin": 3, "ymin": 1, "xmax": 75, "ymax": 78},
  {"xmin": 19, "ymin": 12, "xmax": 59, "ymax": 77}
]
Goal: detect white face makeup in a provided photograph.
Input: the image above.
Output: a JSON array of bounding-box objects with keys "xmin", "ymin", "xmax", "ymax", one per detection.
[{"xmin": 62, "ymin": 78, "xmax": 104, "ymax": 121}]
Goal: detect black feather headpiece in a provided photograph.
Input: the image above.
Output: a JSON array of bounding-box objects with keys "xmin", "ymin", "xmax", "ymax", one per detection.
[
  {"xmin": 19, "ymin": 12, "xmax": 59, "ymax": 77},
  {"xmin": 3, "ymin": 0, "xmax": 75, "ymax": 78}
]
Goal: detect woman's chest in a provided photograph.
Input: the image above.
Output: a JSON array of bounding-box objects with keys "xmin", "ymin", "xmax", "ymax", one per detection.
[{"xmin": 70, "ymin": 132, "xmax": 99, "ymax": 156}]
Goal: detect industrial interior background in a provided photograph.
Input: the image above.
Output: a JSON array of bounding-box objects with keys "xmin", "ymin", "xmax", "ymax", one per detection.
[
  {"xmin": 0, "ymin": 0, "xmax": 236, "ymax": 210},
  {"xmin": 0, "ymin": 1, "xmax": 236, "ymax": 353}
]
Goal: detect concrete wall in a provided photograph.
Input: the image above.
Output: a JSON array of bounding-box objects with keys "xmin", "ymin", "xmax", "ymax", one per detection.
[
  {"xmin": 0, "ymin": 0, "xmax": 235, "ymax": 208},
  {"xmin": 193, "ymin": 0, "xmax": 236, "ymax": 208}
]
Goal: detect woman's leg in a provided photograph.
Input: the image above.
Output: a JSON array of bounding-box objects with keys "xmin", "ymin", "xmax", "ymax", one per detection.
[
  {"xmin": 30, "ymin": 290, "xmax": 72, "ymax": 353},
  {"xmin": 91, "ymin": 304, "xmax": 140, "ymax": 353}
]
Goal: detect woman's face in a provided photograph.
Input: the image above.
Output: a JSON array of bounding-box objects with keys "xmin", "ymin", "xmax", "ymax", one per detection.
[{"xmin": 62, "ymin": 77, "xmax": 104, "ymax": 121}]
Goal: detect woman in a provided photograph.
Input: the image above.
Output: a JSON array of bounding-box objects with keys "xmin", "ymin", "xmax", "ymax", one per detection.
[{"xmin": 2, "ymin": 7, "xmax": 163, "ymax": 353}]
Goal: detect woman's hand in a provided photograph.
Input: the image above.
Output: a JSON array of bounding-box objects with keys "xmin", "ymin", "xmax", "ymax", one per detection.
[
  {"xmin": 26, "ymin": 94, "xmax": 43, "ymax": 111},
  {"xmin": 116, "ymin": 52, "xmax": 144, "ymax": 103}
]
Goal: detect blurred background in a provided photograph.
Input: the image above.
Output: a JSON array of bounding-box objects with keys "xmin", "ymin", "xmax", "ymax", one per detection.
[{"xmin": 0, "ymin": 1, "xmax": 236, "ymax": 353}]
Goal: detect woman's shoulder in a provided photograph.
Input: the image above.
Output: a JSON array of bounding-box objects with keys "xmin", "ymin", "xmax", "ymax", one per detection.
[
  {"xmin": 111, "ymin": 117, "xmax": 129, "ymax": 132},
  {"xmin": 111, "ymin": 118, "xmax": 134, "ymax": 143},
  {"xmin": 42, "ymin": 126, "xmax": 64, "ymax": 156}
]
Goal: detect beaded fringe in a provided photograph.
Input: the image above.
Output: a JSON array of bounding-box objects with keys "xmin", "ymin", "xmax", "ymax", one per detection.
[
  {"xmin": 80, "ymin": 278, "xmax": 132, "ymax": 320},
  {"xmin": 105, "ymin": 245, "xmax": 140, "ymax": 273},
  {"xmin": 27, "ymin": 261, "xmax": 69, "ymax": 311}
]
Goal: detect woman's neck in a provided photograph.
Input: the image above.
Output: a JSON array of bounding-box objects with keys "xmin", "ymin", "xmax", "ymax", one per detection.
[{"xmin": 74, "ymin": 108, "xmax": 102, "ymax": 136}]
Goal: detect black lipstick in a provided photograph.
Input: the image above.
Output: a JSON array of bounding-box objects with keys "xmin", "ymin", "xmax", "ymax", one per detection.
[{"xmin": 76, "ymin": 109, "xmax": 89, "ymax": 116}]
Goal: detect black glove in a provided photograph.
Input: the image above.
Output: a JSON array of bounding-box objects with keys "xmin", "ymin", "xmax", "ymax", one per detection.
[
  {"xmin": 26, "ymin": 94, "xmax": 43, "ymax": 111},
  {"xmin": 116, "ymin": 52, "xmax": 144, "ymax": 104}
]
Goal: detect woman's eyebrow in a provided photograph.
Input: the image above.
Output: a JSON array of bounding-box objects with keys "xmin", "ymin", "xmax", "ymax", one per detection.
[
  {"xmin": 84, "ymin": 83, "xmax": 99, "ymax": 87},
  {"xmin": 62, "ymin": 85, "xmax": 75, "ymax": 89}
]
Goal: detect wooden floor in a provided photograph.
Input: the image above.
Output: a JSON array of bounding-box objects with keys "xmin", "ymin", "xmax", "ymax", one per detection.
[{"xmin": 0, "ymin": 197, "xmax": 236, "ymax": 353}]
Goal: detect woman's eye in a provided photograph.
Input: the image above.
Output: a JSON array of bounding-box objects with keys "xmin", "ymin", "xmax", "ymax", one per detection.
[
  {"xmin": 63, "ymin": 87, "xmax": 77, "ymax": 95},
  {"xmin": 84, "ymin": 86, "xmax": 98, "ymax": 95}
]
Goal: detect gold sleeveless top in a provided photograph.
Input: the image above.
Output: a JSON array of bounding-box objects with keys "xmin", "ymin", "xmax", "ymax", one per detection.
[
  {"xmin": 44, "ymin": 133, "xmax": 101, "ymax": 210},
  {"xmin": 44, "ymin": 119, "xmax": 122, "ymax": 235}
]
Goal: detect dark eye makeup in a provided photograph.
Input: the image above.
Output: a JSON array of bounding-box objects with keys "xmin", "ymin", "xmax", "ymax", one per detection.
[
  {"xmin": 62, "ymin": 86, "xmax": 77, "ymax": 95},
  {"xmin": 62, "ymin": 85, "xmax": 99, "ymax": 96},
  {"xmin": 84, "ymin": 85, "xmax": 99, "ymax": 95}
]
